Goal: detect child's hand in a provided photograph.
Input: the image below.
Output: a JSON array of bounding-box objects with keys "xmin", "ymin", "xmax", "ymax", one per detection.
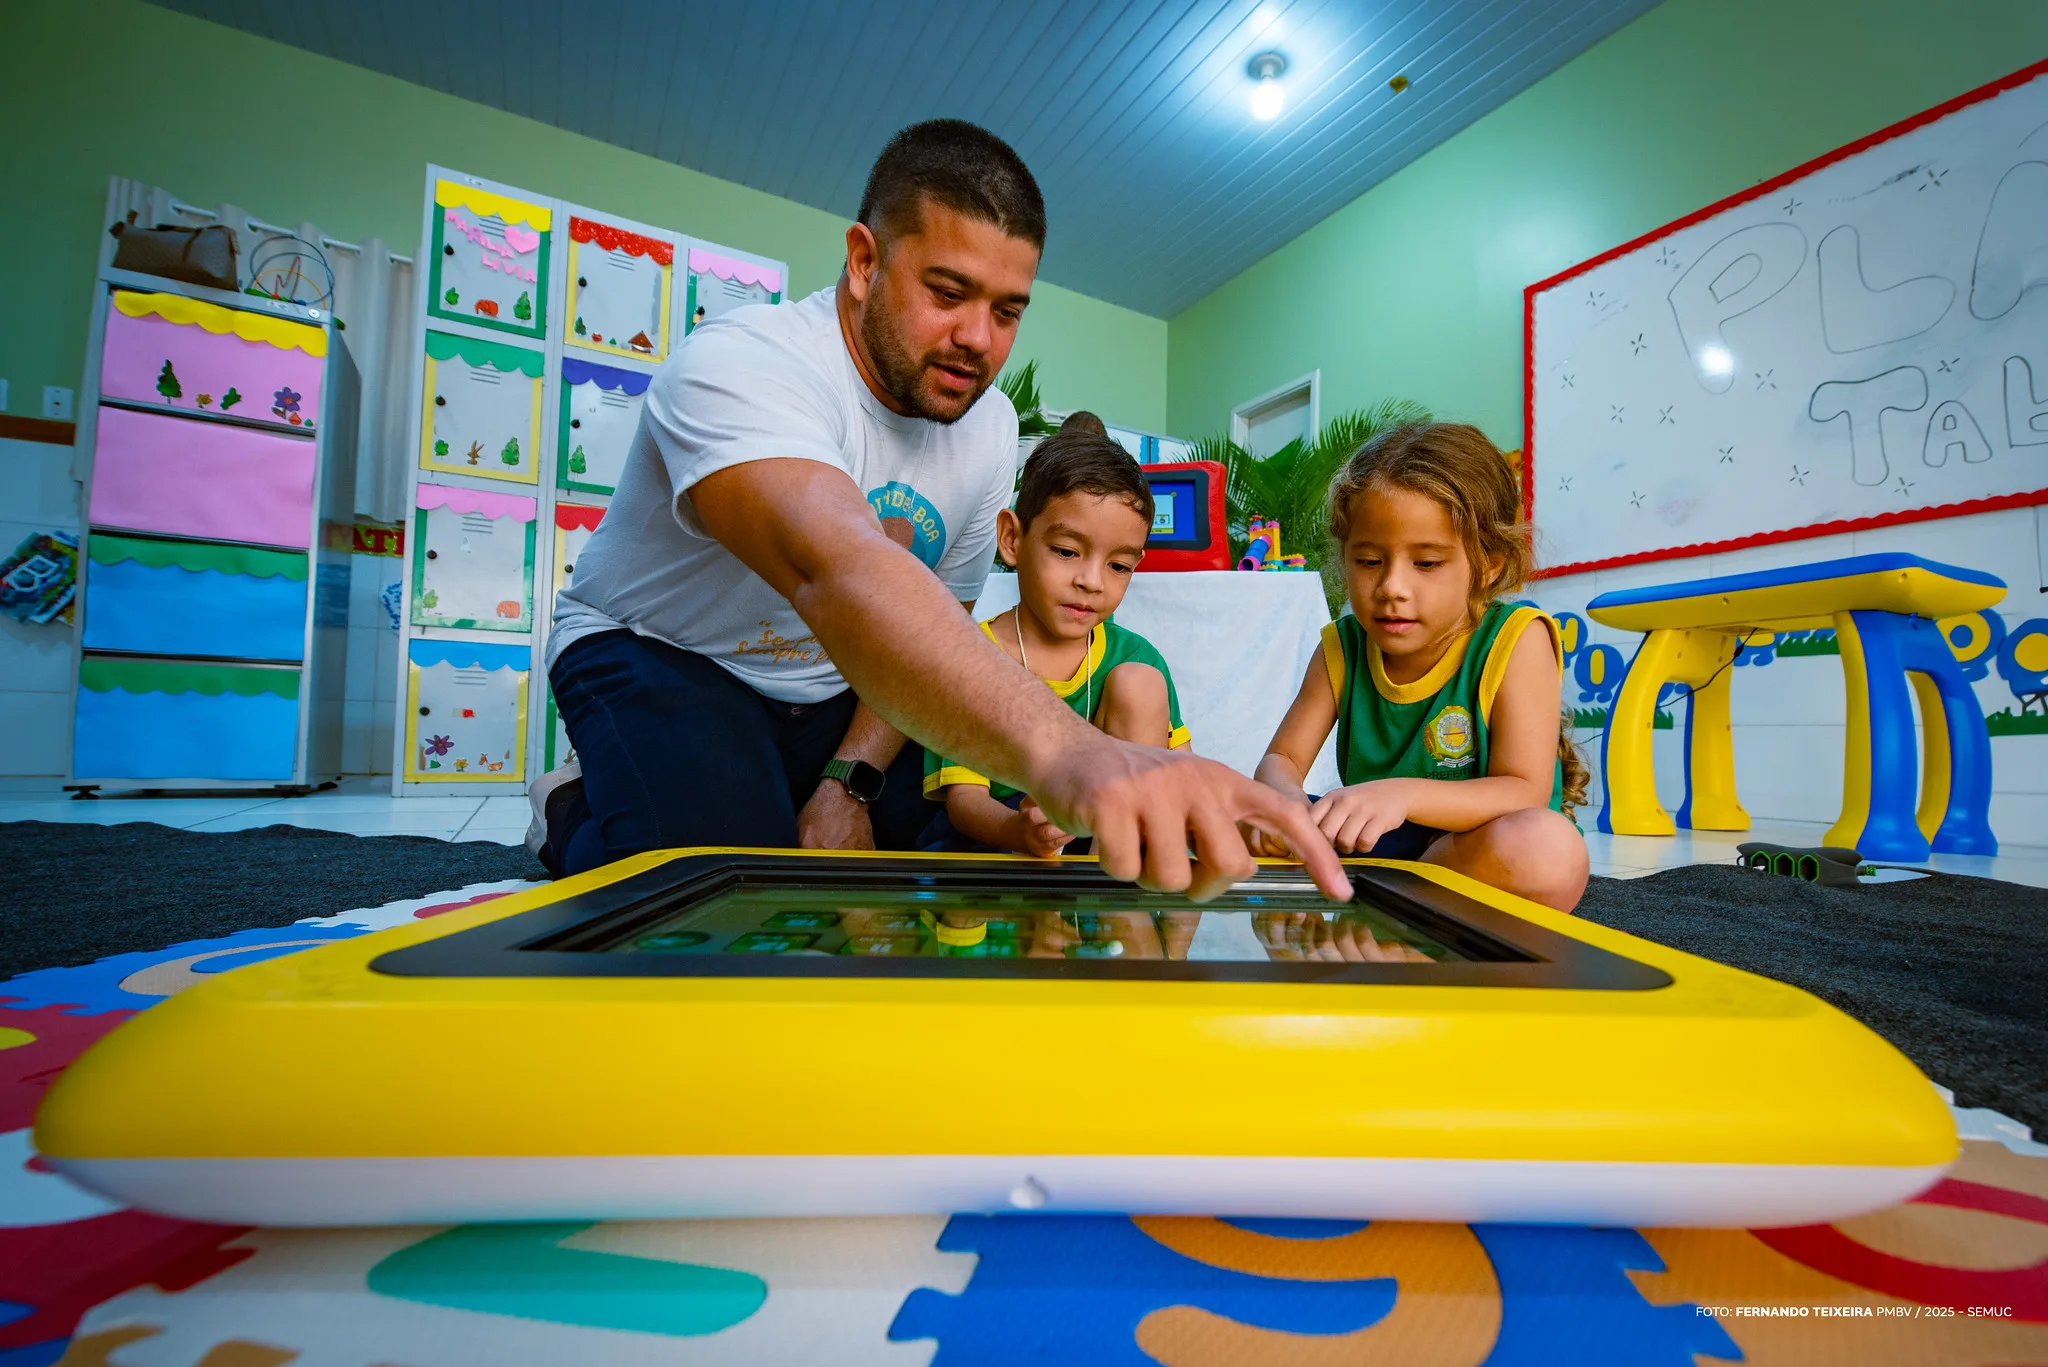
[
  {"xmin": 1014, "ymin": 799, "xmax": 1075, "ymax": 858},
  {"xmin": 1309, "ymin": 782, "xmax": 1410, "ymax": 855},
  {"xmin": 1242, "ymin": 822, "xmax": 1297, "ymax": 859}
]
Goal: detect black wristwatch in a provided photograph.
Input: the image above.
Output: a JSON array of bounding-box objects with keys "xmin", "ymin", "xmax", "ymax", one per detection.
[{"xmin": 822, "ymin": 758, "xmax": 886, "ymax": 806}]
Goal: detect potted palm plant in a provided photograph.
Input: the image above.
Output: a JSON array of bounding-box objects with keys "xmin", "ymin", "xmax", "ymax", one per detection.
[{"xmin": 1192, "ymin": 399, "xmax": 1430, "ymax": 615}]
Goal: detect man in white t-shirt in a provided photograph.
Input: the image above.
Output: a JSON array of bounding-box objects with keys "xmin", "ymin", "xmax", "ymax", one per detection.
[{"xmin": 537, "ymin": 120, "xmax": 1343, "ymax": 902}]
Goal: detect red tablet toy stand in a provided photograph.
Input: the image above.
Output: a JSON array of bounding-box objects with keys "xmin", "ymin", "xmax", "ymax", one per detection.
[{"xmin": 1139, "ymin": 461, "xmax": 1229, "ymax": 572}]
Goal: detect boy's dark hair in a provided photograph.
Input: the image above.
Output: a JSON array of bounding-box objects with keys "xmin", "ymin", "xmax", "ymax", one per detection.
[
  {"xmin": 857, "ymin": 119, "xmax": 1046, "ymax": 251},
  {"xmin": 1015, "ymin": 412, "xmax": 1153, "ymax": 533}
]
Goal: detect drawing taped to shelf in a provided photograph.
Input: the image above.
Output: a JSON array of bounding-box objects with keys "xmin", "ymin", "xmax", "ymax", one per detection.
[
  {"xmin": 684, "ymin": 244, "xmax": 783, "ymax": 332},
  {"xmin": 566, "ymin": 216, "xmax": 674, "ymax": 361},
  {"xmin": 1527, "ymin": 60, "xmax": 2048, "ymax": 575},
  {"xmin": 427, "ymin": 180, "xmax": 551, "ymax": 340},
  {"xmin": 556, "ymin": 359, "xmax": 650, "ymax": 496},
  {"xmin": 420, "ymin": 332, "xmax": 543, "ymax": 485},
  {"xmin": 404, "ymin": 639, "xmax": 528, "ymax": 783},
  {"xmin": 410, "ymin": 484, "xmax": 537, "ymax": 632}
]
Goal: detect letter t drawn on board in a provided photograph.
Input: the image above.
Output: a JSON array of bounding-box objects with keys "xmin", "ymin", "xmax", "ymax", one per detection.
[{"xmin": 1809, "ymin": 366, "xmax": 1929, "ymax": 487}]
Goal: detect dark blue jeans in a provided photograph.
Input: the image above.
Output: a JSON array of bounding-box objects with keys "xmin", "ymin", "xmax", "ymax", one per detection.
[{"xmin": 545, "ymin": 630, "xmax": 929, "ymax": 877}]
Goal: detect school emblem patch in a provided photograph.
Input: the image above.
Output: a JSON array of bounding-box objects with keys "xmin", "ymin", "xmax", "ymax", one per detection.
[{"xmin": 1425, "ymin": 705, "xmax": 1476, "ymax": 768}]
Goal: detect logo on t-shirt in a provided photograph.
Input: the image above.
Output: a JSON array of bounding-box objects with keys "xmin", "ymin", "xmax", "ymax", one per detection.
[
  {"xmin": 868, "ymin": 482, "xmax": 947, "ymax": 569},
  {"xmin": 1425, "ymin": 705, "xmax": 1476, "ymax": 769}
]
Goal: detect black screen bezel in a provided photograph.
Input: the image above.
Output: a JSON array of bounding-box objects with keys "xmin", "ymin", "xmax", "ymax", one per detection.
[
  {"xmin": 370, "ymin": 854, "xmax": 1670, "ymax": 990},
  {"xmin": 1140, "ymin": 468, "xmax": 1213, "ymax": 551}
]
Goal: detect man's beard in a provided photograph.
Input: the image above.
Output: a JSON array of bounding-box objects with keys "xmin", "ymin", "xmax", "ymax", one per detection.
[{"xmin": 859, "ymin": 286, "xmax": 991, "ymax": 424}]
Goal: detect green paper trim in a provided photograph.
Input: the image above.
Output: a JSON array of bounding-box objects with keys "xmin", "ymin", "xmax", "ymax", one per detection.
[
  {"xmin": 555, "ymin": 382, "xmax": 619, "ymax": 496},
  {"xmin": 79, "ymin": 656, "xmax": 300, "ymax": 699},
  {"xmin": 88, "ymin": 533, "xmax": 307, "ymax": 582},
  {"xmin": 409, "ymin": 508, "xmax": 538, "ymax": 632},
  {"xmin": 424, "ymin": 329, "xmax": 545, "ymax": 378}
]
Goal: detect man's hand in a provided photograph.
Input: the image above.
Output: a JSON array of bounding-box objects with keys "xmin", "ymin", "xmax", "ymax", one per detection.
[
  {"xmin": 1011, "ymin": 799, "xmax": 1074, "ymax": 859},
  {"xmin": 797, "ymin": 781, "xmax": 875, "ymax": 851},
  {"xmin": 1310, "ymin": 781, "xmax": 1411, "ymax": 855},
  {"xmin": 1030, "ymin": 735, "xmax": 1349, "ymax": 903}
]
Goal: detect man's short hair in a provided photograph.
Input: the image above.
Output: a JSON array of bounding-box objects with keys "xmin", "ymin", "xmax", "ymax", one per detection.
[
  {"xmin": 858, "ymin": 119, "xmax": 1046, "ymax": 251},
  {"xmin": 1016, "ymin": 413, "xmax": 1153, "ymax": 533}
]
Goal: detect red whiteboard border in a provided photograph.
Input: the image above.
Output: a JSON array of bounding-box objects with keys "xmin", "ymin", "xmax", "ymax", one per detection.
[{"xmin": 1523, "ymin": 54, "xmax": 2048, "ymax": 582}]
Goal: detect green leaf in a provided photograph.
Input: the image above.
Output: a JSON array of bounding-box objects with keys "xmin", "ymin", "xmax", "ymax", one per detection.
[
  {"xmin": 1198, "ymin": 399, "xmax": 1431, "ymax": 615},
  {"xmin": 997, "ymin": 359, "xmax": 1058, "ymax": 440}
]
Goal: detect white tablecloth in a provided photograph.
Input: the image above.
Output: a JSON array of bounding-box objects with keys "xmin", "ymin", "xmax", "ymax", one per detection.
[{"xmin": 972, "ymin": 570, "xmax": 1342, "ymax": 791}]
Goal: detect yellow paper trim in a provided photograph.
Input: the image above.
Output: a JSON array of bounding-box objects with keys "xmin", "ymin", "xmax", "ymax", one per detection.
[
  {"xmin": 113, "ymin": 290, "xmax": 326, "ymax": 357},
  {"xmin": 1478, "ymin": 607, "xmax": 1563, "ymax": 725},
  {"xmin": 404, "ymin": 660, "xmax": 530, "ymax": 783},
  {"xmin": 434, "ymin": 180, "xmax": 552, "ymax": 231},
  {"xmin": 418, "ymin": 353, "xmax": 545, "ymax": 486}
]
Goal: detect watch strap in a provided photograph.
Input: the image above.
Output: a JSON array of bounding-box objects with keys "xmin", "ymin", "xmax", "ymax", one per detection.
[{"xmin": 822, "ymin": 758, "xmax": 885, "ymax": 804}]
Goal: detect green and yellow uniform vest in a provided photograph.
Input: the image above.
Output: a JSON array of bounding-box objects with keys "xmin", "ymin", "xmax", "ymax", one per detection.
[
  {"xmin": 925, "ymin": 618, "xmax": 1191, "ymax": 801},
  {"xmin": 1321, "ymin": 600, "xmax": 1564, "ymax": 811}
]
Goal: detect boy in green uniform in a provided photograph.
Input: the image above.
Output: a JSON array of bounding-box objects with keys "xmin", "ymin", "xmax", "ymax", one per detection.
[
  {"xmin": 924, "ymin": 413, "xmax": 1191, "ymax": 856},
  {"xmin": 1254, "ymin": 422, "xmax": 1591, "ymax": 912}
]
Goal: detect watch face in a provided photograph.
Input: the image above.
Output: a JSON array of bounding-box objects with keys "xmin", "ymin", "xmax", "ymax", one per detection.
[{"xmin": 846, "ymin": 761, "xmax": 886, "ymax": 804}]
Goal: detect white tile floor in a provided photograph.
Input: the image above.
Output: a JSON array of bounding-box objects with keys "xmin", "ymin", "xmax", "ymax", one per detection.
[{"xmin": 2, "ymin": 774, "xmax": 2044, "ymax": 887}]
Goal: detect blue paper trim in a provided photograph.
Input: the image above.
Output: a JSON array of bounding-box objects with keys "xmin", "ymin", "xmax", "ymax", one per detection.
[
  {"xmin": 408, "ymin": 639, "xmax": 531, "ymax": 672},
  {"xmin": 1587, "ymin": 553, "xmax": 2004, "ymax": 611},
  {"xmin": 560, "ymin": 358, "xmax": 653, "ymax": 395}
]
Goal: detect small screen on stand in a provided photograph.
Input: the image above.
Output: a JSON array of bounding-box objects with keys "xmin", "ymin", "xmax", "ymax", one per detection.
[{"xmin": 1146, "ymin": 481, "xmax": 1198, "ymax": 547}]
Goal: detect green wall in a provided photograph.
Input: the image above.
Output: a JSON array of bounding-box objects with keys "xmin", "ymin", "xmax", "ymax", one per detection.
[
  {"xmin": 0, "ymin": 0, "xmax": 1166, "ymax": 431},
  {"xmin": 1166, "ymin": 0, "xmax": 2048, "ymax": 449}
]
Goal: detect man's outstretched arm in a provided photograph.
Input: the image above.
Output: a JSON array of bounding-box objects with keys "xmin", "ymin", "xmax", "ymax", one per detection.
[{"xmin": 690, "ymin": 458, "xmax": 1349, "ymax": 901}]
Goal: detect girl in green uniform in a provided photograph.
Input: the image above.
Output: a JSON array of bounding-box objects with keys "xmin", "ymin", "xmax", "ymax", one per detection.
[
  {"xmin": 924, "ymin": 414, "xmax": 1192, "ymax": 856},
  {"xmin": 1254, "ymin": 422, "xmax": 1591, "ymax": 911}
]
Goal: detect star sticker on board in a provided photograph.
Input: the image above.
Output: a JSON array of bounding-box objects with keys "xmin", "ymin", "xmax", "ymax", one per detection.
[
  {"xmin": 1630, "ymin": 490, "xmax": 1647, "ymax": 509},
  {"xmin": 1790, "ymin": 465, "xmax": 1810, "ymax": 486},
  {"xmin": 1558, "ymin": 475, "xmax": 1574, "ymax": 492},
  {"xmin": 1756, "ymin": 369, "xmax": 1777, "ymax": 390},
  {"xmin": 1896, "ymin": 476, "xmax": 1915, "ymax": 496},
  {"xmin": 1561, "ymin": 373, "xmax": 1575, "ymax": 389},
  {"xmin": 1783, "ymin": 196, "xmax": 1802, "ymax": 215},
  {"xmin": 1658, "ymin": 406, "xmax": 1675, "ymax": 425},
  {"xmin": 1718, "ymin": 445, "xmax": 1735, "ymax": 463},
  {"xmin": 1630, "ymin": 333, "xmax": 1647, "ymax": 355},
  {"xmin": 1609, "ymin": 405, "xmax": 1625, "ymax": 423}
]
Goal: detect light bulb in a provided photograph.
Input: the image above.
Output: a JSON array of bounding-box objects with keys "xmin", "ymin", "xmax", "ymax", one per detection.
[{"xmin": 1250, "ymin": 77, "xmax": 1284, "ymax": 120}]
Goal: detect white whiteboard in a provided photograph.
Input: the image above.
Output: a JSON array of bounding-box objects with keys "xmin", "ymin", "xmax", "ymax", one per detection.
[{"xmin": 1528, "ymin": 61, "xmax": 2048, "ymax": 574}]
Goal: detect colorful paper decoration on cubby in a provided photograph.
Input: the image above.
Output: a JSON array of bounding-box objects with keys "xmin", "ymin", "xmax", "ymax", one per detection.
[
  {"xmin": 90, "ymin": 406, "xmax": 315, "ymax": 548},
  {"xmin": 73, "ymin": 657, "xmax": 301, "ymax": 781},
  {"xmin": 100, "ymin": 291, "xmax": 325, "ymax": 430},
  {"xmin": 684, "ymin": 247, "xmax": 783, "ymax": 332},
  {"xmin": 552, "ymin": 503, "xmax": 604, "ymax": 596},
  {"xmin": 566, "ymin": 217, "xmax": 673, "ymax": 362},
  {"xmin": 82, "ymin": 534, "xmax": 308, "ymax": 661},
  {"xmin": 556, "ymin": 360, "xmax": 648, "ymax": 496},
  {"xmin": 404, "ymin": 639, "xmax": 529, "ymax": 783},
  {"xmin": 428, "ymin": 181, "xmax": 550, "ymax": 340},
  {"xmin": 419, "ymin": 332, "xmax": 544, "ymax": 485},
  {"xmin": 411, "ymin": 484, "xmax": 537, "ymax": 632}
]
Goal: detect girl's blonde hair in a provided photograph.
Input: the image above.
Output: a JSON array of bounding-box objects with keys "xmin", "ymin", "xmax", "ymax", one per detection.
[{"xmin": 1325, "ymin": 421, "xmax": 1589, "ymax": 813}]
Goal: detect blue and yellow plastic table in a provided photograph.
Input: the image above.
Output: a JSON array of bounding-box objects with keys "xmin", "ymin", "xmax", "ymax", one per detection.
[{"xmin": 1585, "ymin": 553, "xmax": 2004, "ymax": 860}]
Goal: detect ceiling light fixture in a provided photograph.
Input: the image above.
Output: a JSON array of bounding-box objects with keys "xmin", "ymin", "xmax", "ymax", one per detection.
[{"xmin": 1248, "ymin": 51, "xmax": 1287, "ymax": 121}]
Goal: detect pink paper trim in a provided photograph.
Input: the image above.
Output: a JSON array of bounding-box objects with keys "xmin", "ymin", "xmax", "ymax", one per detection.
[
  {"xmin": 415, "ymin": 483, "xmax": 539, "ymax": 522},
  {"xmin": 688, "ymin": 248, "xmax": 782, "ymax": 295}
]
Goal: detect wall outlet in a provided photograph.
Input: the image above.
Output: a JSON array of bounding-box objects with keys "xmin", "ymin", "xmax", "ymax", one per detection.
[{"xmin": 42, "ymin": 386, "xmax": 73, "ymax": 421}]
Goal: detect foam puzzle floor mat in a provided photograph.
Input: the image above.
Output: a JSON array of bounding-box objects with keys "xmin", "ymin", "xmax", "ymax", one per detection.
[{"xmin": 4, "ymin": 882, "xmax": 2045, "ymax": 1365}]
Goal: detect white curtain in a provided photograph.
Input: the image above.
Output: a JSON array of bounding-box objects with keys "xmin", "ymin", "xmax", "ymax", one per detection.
[{"xmin": 99, "ymin": 177, "xmax": 418, "ymax": 522}]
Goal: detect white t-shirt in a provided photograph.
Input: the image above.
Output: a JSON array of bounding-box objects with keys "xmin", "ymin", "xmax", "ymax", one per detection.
[{"xmin": 547, "ymin": 287, "xmax": 1017, "ymax": 703}]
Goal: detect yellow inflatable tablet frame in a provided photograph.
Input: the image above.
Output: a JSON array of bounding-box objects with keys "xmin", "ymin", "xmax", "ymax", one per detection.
[{"xmin": 36, "ymin": 849, "xmax": 1955, "ymax": 1228}]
